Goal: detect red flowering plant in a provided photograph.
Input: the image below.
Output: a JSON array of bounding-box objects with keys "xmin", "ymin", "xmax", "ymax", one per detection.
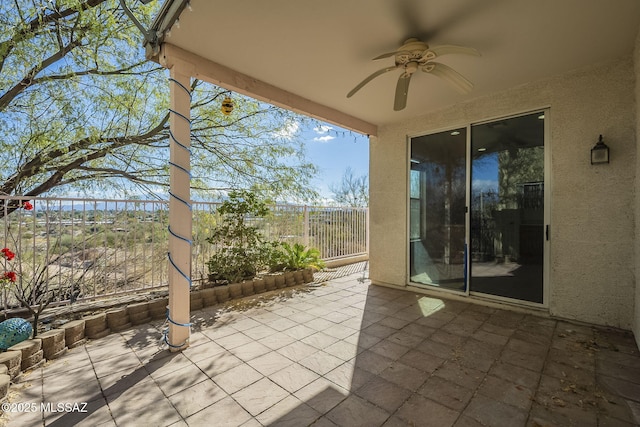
[{"xmin": 1, "ymin": 247, "xmax": 17, "ymax": 288}]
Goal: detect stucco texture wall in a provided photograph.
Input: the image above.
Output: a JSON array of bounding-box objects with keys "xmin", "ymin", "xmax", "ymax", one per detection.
[{"xmin": 371, "ymin": 57, "xmax": 637, "ymax": 329}]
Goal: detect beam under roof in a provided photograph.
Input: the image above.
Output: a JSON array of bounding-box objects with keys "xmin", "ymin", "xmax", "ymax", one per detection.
[{"xmin": 153, "ymin": 43, "xmax": 378, "ymax": 137}]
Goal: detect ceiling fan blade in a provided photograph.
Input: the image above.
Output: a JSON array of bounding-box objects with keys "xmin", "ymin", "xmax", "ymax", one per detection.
[
  {"xmin": 394, "ymin": 73, "xmax": 412, "ymax": 111},
  {"xmin": 421, "ymin": 62, "xmax": 474, "ymax": 94},
  {"xmin": 428, "ymin": 45, "xmax": 480, "ymax": 58},
  {"xmin": 373, "ymin": 51, "xmax": 398, "ymax": 60},
  {"xmin": 347, "ymin": 65, "xmax": 400, "ymax": 98}
]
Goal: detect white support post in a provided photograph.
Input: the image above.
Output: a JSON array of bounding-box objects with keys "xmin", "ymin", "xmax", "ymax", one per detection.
[{"xmin": 167, "ymin": 63, "xmax": 192, "ymax": 351}]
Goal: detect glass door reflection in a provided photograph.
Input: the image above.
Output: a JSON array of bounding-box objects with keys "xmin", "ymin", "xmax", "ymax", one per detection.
[
  {"xmin": 409, "ymin": 128, "xmax": 467, "ymax": 291},
  {"xmin": 470, "ymin": 112, "xmax": 545, "ymax": 303}
]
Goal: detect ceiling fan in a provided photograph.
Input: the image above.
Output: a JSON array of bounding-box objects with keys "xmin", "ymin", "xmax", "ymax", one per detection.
[{"xmin": 347, "ymin": 37, "xmax": 480, "ymax": 111}]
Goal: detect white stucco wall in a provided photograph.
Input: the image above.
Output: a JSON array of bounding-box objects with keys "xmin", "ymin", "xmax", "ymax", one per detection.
[{"xmin": 371, "ymin": 56, "xmax": 637, "ymax": 329}]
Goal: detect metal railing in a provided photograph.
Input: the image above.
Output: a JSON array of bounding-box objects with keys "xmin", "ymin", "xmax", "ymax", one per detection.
[{"xmin": 0, "ymin": 196, "xmax": 368, "ymax": 308}]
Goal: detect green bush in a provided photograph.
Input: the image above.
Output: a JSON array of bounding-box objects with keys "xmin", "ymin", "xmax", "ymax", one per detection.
[
  {"xmin": 279, "ymin": 242, "xmax": 325, "ymax": 271},
  {"xmin": 206, "ymin": 190, "xmax": 275, "ymax": 283}
]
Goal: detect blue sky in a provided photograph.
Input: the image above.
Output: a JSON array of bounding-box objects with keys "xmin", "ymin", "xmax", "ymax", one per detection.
[{"xmin": 301, "ymin": 123, "xmax": 369, "ymax": 200}]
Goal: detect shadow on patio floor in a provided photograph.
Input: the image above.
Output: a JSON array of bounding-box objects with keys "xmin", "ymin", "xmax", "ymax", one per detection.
[{"xmin": 4, "ymin": 265, "xmax": 640, "ymax": 426}]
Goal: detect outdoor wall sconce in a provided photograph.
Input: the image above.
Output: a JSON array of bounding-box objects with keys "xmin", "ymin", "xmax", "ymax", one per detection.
[{"xmin": 590, "ymin": 135, "xmax": 609, "ymax": 164}]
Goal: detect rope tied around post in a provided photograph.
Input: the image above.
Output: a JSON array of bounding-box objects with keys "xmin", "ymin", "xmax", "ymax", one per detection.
[{"xmin": 164, "ymin": 76, "xmax": 193, "ymax": 350}]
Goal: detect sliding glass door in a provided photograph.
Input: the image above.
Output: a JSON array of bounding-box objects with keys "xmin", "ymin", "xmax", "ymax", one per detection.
[
  {"xmin": 409, "ymin": 128, "xmax": 467, "ymax": 291},
  {"xmin": 469, "ymin": 112, "xmax": 545, "ymax": 303},
  {"xmin": 409, "ymin": 111, "xmax": 547, "ymax": 305}
]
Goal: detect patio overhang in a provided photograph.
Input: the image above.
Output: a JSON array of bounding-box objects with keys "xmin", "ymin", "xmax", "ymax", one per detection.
[{"xmin": 148, "ymin": 0, "xmax": 640, "ymax": 130}]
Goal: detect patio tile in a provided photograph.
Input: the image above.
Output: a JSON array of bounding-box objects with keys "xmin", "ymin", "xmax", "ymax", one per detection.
[
  {"xmin": 505, "ymin": 337, "xmax": 550, "ymax": 357},
  {"xmin": 453, "ymin": 415, "xmax": 485, "ymax": 427},
  {"xmin": 477, "ymin": 375, "xmax": 534, "ymax": 411},
  {"xmin": 43, "ymin": 397, "xmax": 113, "ymax": 427},
  {"xmin": 145, "ymin": 353, "xmax": 193, "ymax": 379},
  {"xmin": 306, "ymin": 317, "xmax": 337, "ymax": 332},
  {"xmin": 228, "ymin": 341, "xmax": 272, "ymax": 361},
  {"xmin": 339, "ymin": 317, "xmax": 364, "ymax": 330},
  {"xmin": 543, "ymin": 359, "xmax": 595, "ymax": 386},
  {"xmin": 266, "ymin": 317, "xmax": 299, "ymax": 332},
  {"xmin": 387, "ymin": 331, "xmax": 425, "ymax": 348},
  {"xmin": 287, "ymin": 311, "xmax": 317, "ymax": 324},
  {"xmin": 93, "ymin": 351, "xmax": 142, "ymax": 378},
  {"xmin": 362, "ymin": 323, "xmax": 396, "ymax": 339},
  {"xmin": 294, "ymin": 378, "xmax": 349, "ymax": 413},
  {"xmin": 246, "ymin": 351, "xmax": 294, "ymax": 376},
  {"xmin": 255, "ymin": 395, "xmax": 321, "ymax": 427},
  {"xmin": 354, "ymin": 350, "xmax": 394, "ymax": 375},
  {"xmin": 462, "ymin": 394, "xmax": 527, "ymax": 427},
  {"xmin": 195, "ymin": 350, "xmax": 244, "ymax": 377},
  {"xmin": 98, "ymin": 365, "xmax": 152, "ymax": 398},
  {"xmin": 379, "ymin": 361, "xmax": 430, "ymax": 392},
  {"xmin": 270, "ymin": 363, "xmax": 320, "ymax": 393},
  {"xmin": 242, "ymin": 324, "xmax": 279, "ymax": 340},
  {"xmin": 355, "ymin": 375, "xmax": 412, "ymax": 412},
  {"xmin": 230, "ymin": 317, "xmax": 262, "ymax": 332},
  {"xmin": 368, "ymin": 339, "xmax": 411, "ymax": 361},
  {"xmin": 302, "ymin": 332, "xmax": 340, "ymax": 349},
  {"xmin": 323, "ymin": 340, "xmax": 359, "ymax": 362},
  {"xmin": 258, "ymin": 332, "xmax": 297, "ymax": 350},
  {"xmin": 324, "ymin": 361, "xmax": 373, "ymax": 391},
  {"xmin": 528, "ymin": 401, "xmax": 598, "ymax": 427},
  {"xmin": 276, "ymin": 341, "xmax": 319, "ymax": 362},
  {"xmin": 418, "ymin": 375, "xmax": 474, "ymax": 411},
  {"xmin": 489, "ymin": 360, "xmax": 541, "ymax": 390},
  {"xmin": 9, "ymin": 269, "xmax": 640, "ymax": 427},
  {"xmin": 215, "ymin": 332, "xmax": 255, "ymax": 350},
  {"xmin": 499, "ymin": 348, "xmax": 546, "ymax": 373},
  {"xmin": 430, "ymin": 330, "xmax": 467, "ymax": 348},
  {"xmin": 154, "ymin": 363, "xmax": 209, "ymax": 397},
  {"xmin": 350, "ymin": 331, "xmax": 382, "ymax": 350},
  {"xmin": 169, "ymin": 378, "xmax": 227, "ymax": 418},
  {"xmin": 326, "ymin": 395, "xmax": 390, "ymax": 427},
  {"xmin": 598, "ymin": 375, "xmax": 640, "ymax": 404},
  {"xmin": 201, "ymin": 323, "xmax": 240, "ymax": 341},
  {"xmin": 212, "ymin": 363, "xmax": 262, "ymax": 394},
  {"xmin": 395, "ymin": 394, "xmax": 460, "ymax": 427},
  {"xmin": 400, "ymin": 323, "xmax": 436, "ymax": 340},
  {"xmin": 433, "ymin": 361, "xmax": 485, "ymax": 390},
  {"xmin": 108, "ymin": 386, "xmax": 181, "ymax": 427},
  {"xmin": 185, "ymin": 396, "xmax": 252, "ymax": 427},
  {"xmin": 299, "ymin": 351, "xmax": 345, "ymax": 376},
  {"xmin": 417, "ymin": 339, "xmax": 456, "ymax": 360},
  {"xmin": 182, "ymin": 340, "xmax": 226, "ymax": 363},
  {"xmin": 282, "ymin": 324, "xmax": 317, "ymax": 340},
  {"xmin": 470, "ymin": 329, "xmax": 510, "ymax": 346},
  {"xmin": 232, "ymin": 377, "xmax": 289, "ymax": 416},
  {"xmin": 321, "ymin": 311, "xmax": 352, "ymax": 324},
  {"xmin": 399, "ymin": 349, "xmax": 445, "ymax": 373},
  {"xmin": 322, "ymin": 324, "xmax": 357, "ymax": 340}
]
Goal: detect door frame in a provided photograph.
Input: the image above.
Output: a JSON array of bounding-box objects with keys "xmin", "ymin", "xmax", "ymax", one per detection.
[{"xmin": 406, "ymin": 108, "xmax": 551, "ymax": 309}]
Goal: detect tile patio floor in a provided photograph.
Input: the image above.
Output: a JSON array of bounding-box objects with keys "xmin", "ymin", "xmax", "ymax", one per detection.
[{"xmin": 4, "ymin": 272, "xmax": 640, "ymax": 427}]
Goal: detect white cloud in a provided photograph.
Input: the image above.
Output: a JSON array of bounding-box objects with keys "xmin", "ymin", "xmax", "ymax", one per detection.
[
  {"xmin": 273, "ymin": 120, "xmax": 300, "ymax": 140},
  {"xmin": 472, "ymin": 179, "xmax": 498, "ymax": 191},
  {"xmin": 313, "ymin": 135, "xmax": 335, "ymax": 143},
  {"xmin": 313, "ymin": 125, "xmax": 333, "ymax": 134}
]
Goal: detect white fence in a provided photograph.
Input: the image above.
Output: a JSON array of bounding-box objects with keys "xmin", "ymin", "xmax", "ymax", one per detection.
[{"xmin": 0, "ymin": 196, "xmax": 368, "ymax": 308}]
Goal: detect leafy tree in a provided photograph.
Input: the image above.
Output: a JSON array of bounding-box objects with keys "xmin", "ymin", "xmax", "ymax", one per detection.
[
  {"xmin": 0, "ymin": 0, "xmax": 318, "ymax": 207},
  {"xmin": 329, "ymin": 167, "xmax": 369, "ymax": 207}
]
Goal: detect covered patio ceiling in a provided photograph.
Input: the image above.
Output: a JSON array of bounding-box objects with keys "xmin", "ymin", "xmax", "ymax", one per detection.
[{"xmin": 149, "ymin": 0, "xmax": 640, "ymax": 135}]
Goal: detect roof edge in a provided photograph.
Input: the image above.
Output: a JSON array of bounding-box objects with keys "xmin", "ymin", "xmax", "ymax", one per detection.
[{"xmin": 145, "ymin": 0, "xmax": 189, "ymax": 58}]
